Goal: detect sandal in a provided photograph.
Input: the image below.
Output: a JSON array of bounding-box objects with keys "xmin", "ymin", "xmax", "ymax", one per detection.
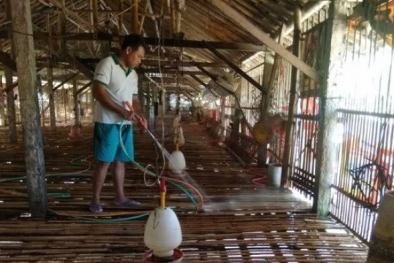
[
  {"xmin": 89, "ymin": 203, "xmax": 103, "ymax": 213},
  {"xmin": 114, "ymin": 199, "xmax": 141, "ymax": 208}
]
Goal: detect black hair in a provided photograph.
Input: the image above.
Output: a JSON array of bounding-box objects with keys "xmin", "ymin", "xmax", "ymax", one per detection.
[{"xmin": 121, "ymin": 34, "xmax": 147, "ymax": 51}]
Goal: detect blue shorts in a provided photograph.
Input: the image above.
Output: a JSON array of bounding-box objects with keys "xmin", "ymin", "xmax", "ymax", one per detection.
[{"xmin": 93, "ymin": 123, "xmax": 134, "ymax": 162}]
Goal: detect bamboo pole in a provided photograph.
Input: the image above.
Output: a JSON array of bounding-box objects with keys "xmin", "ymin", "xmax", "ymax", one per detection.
[{"xmin": 282, "ymin": 7, "xmax": 301, "ymax": 187}]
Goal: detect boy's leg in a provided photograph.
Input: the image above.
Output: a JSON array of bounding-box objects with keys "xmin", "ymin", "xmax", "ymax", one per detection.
[
  {"xmin": 91, "ymin": 161, "xmax": 111, "ymax": 205},
  {"xmin": 112, "ymin": 161, "xmax": 126, "ymax": 203}
]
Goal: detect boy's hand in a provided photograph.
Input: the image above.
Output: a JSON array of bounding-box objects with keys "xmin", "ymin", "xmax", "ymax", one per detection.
[
  {"xmin": 139, "ymin": 117, "xmax": 147, "ymax": 129},
  {"xmin": 121, "ymin": 108, "xmax": 134, "ymax": 121},
  {"xmin": 124, "ymin": 101, "xmax": 147, "ymax": 129}
]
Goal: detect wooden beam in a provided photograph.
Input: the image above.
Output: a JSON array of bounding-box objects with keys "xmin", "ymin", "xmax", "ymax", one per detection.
[
  {"xmin": 0, "ymin": 51, "xmax": 16, "ymax": 71},
  {"xmin": 143, "ymin": 37, "xmax": 265, "ymax": 51},
  {"xmin": 211, "ymin": 0, "xmax": 319, "ymax": 81},
  {"xmin": 0, "ymin": 31, "xmax": 266, "ymax": 51},
  {"xmin": 138, "ymin": 68, "xmax": 205, "ymax": 75},
  {"xmin": 205, "ymin": 41, "xmax": 266, "ymax": 95},
  {"xmin": 20, "ymin": 8, "xmax": 172, "ymax": 16},
  {"xmin": 139, "ymin": 1, "xmax": 149, "ymax": 34},
  {"xmin": 0, "ymin": 65, "xmax": 46, "ymax": 95},
  {"xmin": 92, "ymin": 0, "xmax": 98, "ymax": 29},
  {"xmin": 190, "ymin": 63, "xmax": 230, "ymax": 97},
  {"xmin": 47, "ymin": 0, "xmax": 96, "ymax": 31},
  {"xmin": 2, "ymin": 80, "xmax": 17, "ymax": 95},
  {"xmin": 190, "ymin": 74, "xmax": 207, "ymax": 86},
  {"xmin": 60, "ymin": 55, "xmax": 94, "ymax": 80},
  {"xmin": 62, "ymin": 34, "xmax": 264, "ymax": 51},
  {"xmin": 49, "ymin": 35, "xmax": 93, "ymax": 78},
  {"xmin": 273, "ymin": 1, "xmax": 330, "ymax": 39},
  {"xmin": 76, "ymin": 81, "xmax": 92, "ymax": 95},
  {"xmin": 183, "ymin": 91, "xmax": 195, "ymax": 104},
  {"xmin": 36, "ymin": 57, "xmax": 227, "ymax": 68},
  {"xmin": 191, "ymin": 61, "xmax": 219, "ymax": 81},
  {"xmin": 9, "ymin": 0, "xmax": 48, "ymax": 217},
  {"xmin": 143, "ymin": 60, "xmax": 226, "ymax": 67},
  {"xmin": 182, "ymin": 77, "xmax": 202, "ymax": 93},
  {"xmin": 147, "ymin": 0, "xmax": 160, "ymax": 38},
  {"xmin": 192, "ymin": 60, "xmax": 253, "ymax": 132},
  {"xmin": 53, "ymin": 73, "xmax": 79, "ymax": 91},
  {"xmin": 33, "ymin": 30, "xmax": 95, "ymax": 80}
]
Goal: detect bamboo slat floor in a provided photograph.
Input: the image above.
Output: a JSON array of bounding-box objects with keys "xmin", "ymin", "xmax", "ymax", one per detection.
[{"xmin": 0, "ymin": 116, "xmax": 368, "ymax": 262}]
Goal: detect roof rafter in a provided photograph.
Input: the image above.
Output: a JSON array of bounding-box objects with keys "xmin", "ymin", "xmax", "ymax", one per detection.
[{"xmin": 211, "ymin": 0, "xmax": 320, "ymax": 81}]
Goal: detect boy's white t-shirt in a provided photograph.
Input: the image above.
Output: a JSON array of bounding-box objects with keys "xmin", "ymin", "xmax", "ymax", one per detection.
[{"xmin": 93, "ymin": 54, "xmax": 138, "ymax": 124}]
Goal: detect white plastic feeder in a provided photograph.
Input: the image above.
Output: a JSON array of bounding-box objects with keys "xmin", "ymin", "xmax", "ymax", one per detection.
[
  {"xmin": 144, "ymin": 208, "xmax": 182, "ymax": 258},
  {"xmin": 143, "ymin": 177, "xmax": 183, "ymax": 262},
  {"xmin": 168, "ymin": 150, "xmax": 186, "ymax": 174}
]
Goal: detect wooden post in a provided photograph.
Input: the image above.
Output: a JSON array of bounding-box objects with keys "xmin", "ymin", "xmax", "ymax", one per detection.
[
  {"xmin": 58, "ymin": 0, "xmax": 66, "ymax": 54},
  {"xmin": 314, "ymin": 0, "xmax": 347, "ymax": 216},
  {"xmin": 262, "ymin": 52, "xmax": 280, "ymax": 119},
  {"xmin": 63, "ymin": 87, "xmax": 68, "ymax": 123},
  {"xmin": 146, "ymin": 83, "xmax": 151, "ymax": 128},
  {"xmin": 119, "ymin": 0, "xmax": 124, "ymax": 35},
  {"xmin": 164, "ymin": 91, "xmax": 169, "ymax": 114},
  {"xmin": 232, "ymin": 83, "xmax": 242, "ymax": 132},
  {"xmin": 40, "ymin": 76, "xmax": 45, "ymax": 128},
  {"xmin": 152, "ymin": 84, "xmax": 158, "ymax": 129},
  {"xmin": 175, "ymin": 0, "xmax": 184, "ymax": 36},
  {"xmin": 5, "ymin": 67, "xmax": 17, "ymax": 143},
  {"xmin": 90, "ymin": 88, "xmax": 95, "ymax": 116},
  {"xmin": 85, "ymin": 91, "xmax": 89, "ymax": 117},
  {"xmin": 257, "ymin": 51, "xmax": 275, "ymax": 167},
  {"xmin": 131, "ymin": 0, "xmax": 138, "ymax": 33},
  {"xmin": 138, "ymin": 73, "xmax": 144, "ymax": 114},
  {"xmin": 4, "ymin": 0, "xmax": 17, "ymax": 143},
  {"xmin": 73, "ymin": 79, "xmax": 80, "ymax": 126},
  {"xmin": 170, "ymin": 0, "xmax": 176, "ymax": 37},
  {"xmin": 220, "ymin": 96, "xmax": 226, "ymax": 140},
  {"xmin": 48, "ymin": 63, "xmax": 56, "ymax": 130},
  {"xmin": 91, "ymin": 0, "xmax": 100, "ymax": 57},
  {"xmin": 47, "ymin": 16, "xmax": 56, "ymax": 130},
  {"xmin": 0, "ymin": 77, "xmax": 4, "ymax": 126},
  {"xmin": 9, "ymin": 0, "xmax": 48, "ymax": 217},
  {"xmin": 282, "ymin": 6, "xmax": 301, "ymax": 186}
]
